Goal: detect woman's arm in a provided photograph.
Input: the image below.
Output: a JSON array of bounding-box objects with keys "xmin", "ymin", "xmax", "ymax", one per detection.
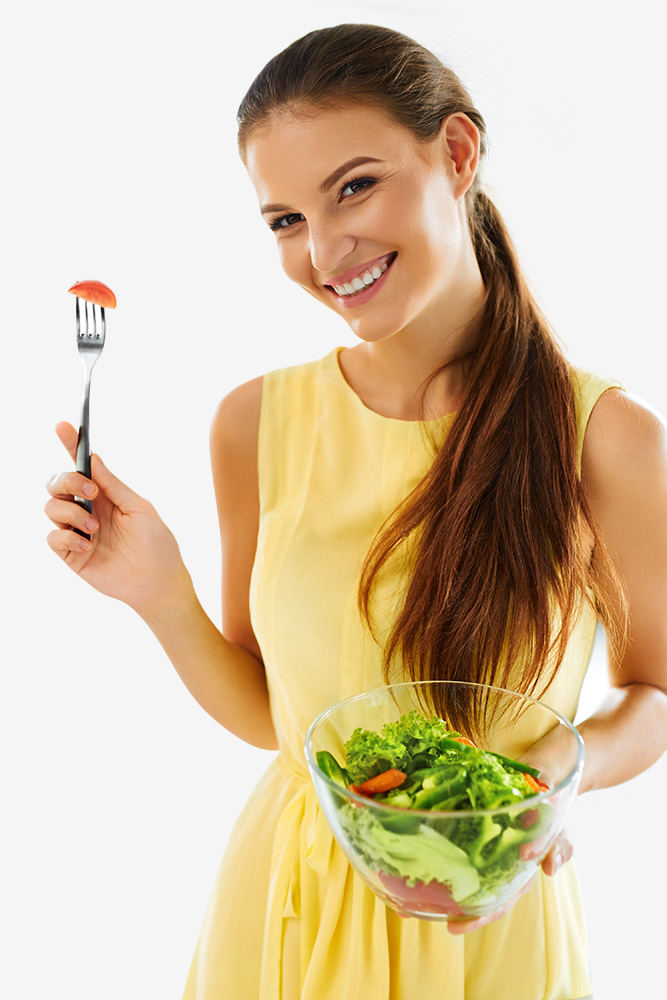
[
  {"xmin": 46, "ymin": 378, "xmax": 277, "ymax": 751},
  {"xmin": 206, "ymin": 373, "xmax": 278, "ymax": 748},
  {"xmin": 138, "ymin": 582, "xmax": 276, "ymax": 750},
  {"xmin": 577, "ymin": 387, "xmax": 667, "ymax": 794},
  {"xmin": 141, "ymin": 375, "xmax": 276, "ymax": 747}
]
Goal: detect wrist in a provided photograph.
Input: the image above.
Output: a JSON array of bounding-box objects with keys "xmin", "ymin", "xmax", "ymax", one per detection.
[
  {"xmin": 574, "ymin": 721, "xmax": 598, "ymax": 795},
  {"xmin": 133, "ymin": 564, "xmax": 199, "ymax": 630}
]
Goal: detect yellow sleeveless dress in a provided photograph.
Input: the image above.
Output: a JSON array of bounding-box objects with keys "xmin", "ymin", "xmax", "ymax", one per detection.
[{"xmin": 182, "ymin": 347, "xmax": 621, "ymax": 1000}]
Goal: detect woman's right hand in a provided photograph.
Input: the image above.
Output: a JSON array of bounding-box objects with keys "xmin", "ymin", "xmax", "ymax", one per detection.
[{"xmin": 45, "ymin": 421, "xmax": 192, "ymax": 618}]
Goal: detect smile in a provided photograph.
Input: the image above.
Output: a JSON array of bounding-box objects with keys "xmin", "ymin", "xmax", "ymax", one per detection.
[{"xmin": 326, "ymin": 252, "xmax": 397, "ymax": 304}]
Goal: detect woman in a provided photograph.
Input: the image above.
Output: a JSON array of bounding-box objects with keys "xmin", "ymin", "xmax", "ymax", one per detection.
[{"xmin": 45, "ymin": 23, "xmax": 667, "ymax": 1000}]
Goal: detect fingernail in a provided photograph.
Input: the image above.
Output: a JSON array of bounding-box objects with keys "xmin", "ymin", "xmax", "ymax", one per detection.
[
  {"xmin": 86, "ymin": 518, "xmax": 98, "ymax": 531},
  {"xmin": 79, "ymin": 539, "xmax": 91, "ymax": 551},
  {"xmin": 83, "ymin": 482, "xmax": 96, "ymax": 497}
]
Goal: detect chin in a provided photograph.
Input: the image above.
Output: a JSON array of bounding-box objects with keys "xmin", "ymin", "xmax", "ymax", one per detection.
[
  {"xmin": 344, "ymin": 311, "xmax": 412, "ymax": 344},
  {"xmin": 305, "ymin": 282, "xmax": 412, "ymax": 343},
  {"xmin": 347, "ymin": 326, "xmax": 402, "ymax": 344}
]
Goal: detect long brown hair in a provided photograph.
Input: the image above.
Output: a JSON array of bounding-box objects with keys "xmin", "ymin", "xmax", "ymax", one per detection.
[{"xmin": 237, "ymin": 24, "xmax": 628, "ymax": 734}]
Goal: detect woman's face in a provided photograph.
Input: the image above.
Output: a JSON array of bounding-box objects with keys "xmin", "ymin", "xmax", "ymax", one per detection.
[{"xmin": 244, "ymin": 102, "xmax": 480, "ymax": 345}]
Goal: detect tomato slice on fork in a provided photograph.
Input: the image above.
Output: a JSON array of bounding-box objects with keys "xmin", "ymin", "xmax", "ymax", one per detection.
[{"xmin": 68, "ymin": 280, "xmax": 117, "ymax": 309}]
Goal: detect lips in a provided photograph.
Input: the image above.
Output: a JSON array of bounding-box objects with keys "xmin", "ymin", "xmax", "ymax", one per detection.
[
  {"xmin": 326, "ymin": 251, "xmax": 397, "ymax": 289},
  {"xmin": 323, "ymin": 252, "xmax": 397, "ymax": 308}
]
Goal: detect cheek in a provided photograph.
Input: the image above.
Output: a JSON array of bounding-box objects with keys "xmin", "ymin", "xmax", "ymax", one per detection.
[
  {"xmin": 395, "ymin": 180, "xmax": 458, "ymax": 266},
  {"xmin": 421, "ymin": 184, "xmax": 457, "ymax": 240},
  {"xmin": 278, "ymin": 240, "xmax": 309, "ymax": 285}
]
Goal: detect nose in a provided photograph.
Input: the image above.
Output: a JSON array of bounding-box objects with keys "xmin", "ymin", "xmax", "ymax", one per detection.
[{"xmin": 307, "ymin": 218, "xmax": 356, "ymax": 276}]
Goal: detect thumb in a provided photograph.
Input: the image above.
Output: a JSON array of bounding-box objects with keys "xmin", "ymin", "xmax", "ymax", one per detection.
[
  {"xmin": 90, "ymin": 453, "xmax": 144, "ymax": 513},
  {"xmin": 55, "ymin": 421, "xmax": 79, "ymax": 462}
]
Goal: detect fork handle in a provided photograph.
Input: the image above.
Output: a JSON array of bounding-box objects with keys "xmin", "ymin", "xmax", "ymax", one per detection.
[{"xmin": 74, "ymin": 368, "xmax": 93, "ymax": 538}]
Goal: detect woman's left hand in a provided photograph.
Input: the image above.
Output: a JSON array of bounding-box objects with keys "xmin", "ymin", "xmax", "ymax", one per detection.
[
  {"xmin": 446, "ymin": 826, "xmax": 573, "ymax": 935},
  {"xmin": 538, "ymin": 826, "xmax": 573, "ymax": 876}
]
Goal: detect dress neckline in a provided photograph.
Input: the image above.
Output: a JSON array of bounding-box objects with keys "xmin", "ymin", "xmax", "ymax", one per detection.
[{"xmin": 329, "ymin": 346, "xmax": 457, "ymax": 427}]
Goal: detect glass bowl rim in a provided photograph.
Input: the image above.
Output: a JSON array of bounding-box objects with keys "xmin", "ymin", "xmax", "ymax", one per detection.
[{"xmin": 304, "ymin": 679, "xmax": 585, "ymax": 819}]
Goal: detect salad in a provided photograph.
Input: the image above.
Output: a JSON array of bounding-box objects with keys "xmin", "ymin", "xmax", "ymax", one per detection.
[{"xmin": 316, "ymin": 710, "xmax": 553, "ymax": 915}]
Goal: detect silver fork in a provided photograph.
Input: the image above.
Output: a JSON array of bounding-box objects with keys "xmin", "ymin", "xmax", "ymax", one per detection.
[{"xmin": 74, "ymin": 297, "xmax": 106, "ymax": 536}]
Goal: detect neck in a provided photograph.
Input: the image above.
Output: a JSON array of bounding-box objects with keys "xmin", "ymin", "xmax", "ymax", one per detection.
[{"xmin": 341, "ymin": 261, "xmax": 486, "ymax": 421}]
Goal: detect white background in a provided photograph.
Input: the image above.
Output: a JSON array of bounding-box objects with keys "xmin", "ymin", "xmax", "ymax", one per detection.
[{"xmin": 2, "ymin": 1, "xmax": 665, "ymax": 997}]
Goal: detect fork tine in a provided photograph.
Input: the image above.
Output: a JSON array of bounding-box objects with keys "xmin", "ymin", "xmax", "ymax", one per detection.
[{"xmin": 74, "ymin": 296, "xmax": 107, "ymax": 341}]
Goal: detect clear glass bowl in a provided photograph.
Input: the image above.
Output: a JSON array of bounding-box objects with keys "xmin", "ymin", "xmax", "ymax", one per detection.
[{"xmin": 304, "ymin": 680, "xmax": 584, "ymax": 921}]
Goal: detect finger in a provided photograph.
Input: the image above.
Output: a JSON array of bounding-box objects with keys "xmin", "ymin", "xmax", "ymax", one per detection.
[
  {"xmin": 519, "ymin": 837, "xmax": 549, "ymax": 861},
  {"xmin": 520, "ymin": 832, "xmax": 552, "ymax": 862},
  {"xmin": 89, "ymin": 453, "xmax": 144, "ymax": 513},
  {"xmin": 560, "ymin": 833, "xmax": 574, "ymax": 865},
  {"xmin": 541, "ymin": 831, "xmax": 573, "ymax": 876},
  {"xmin": 540, "ymin": 845, "xmax": 561, "ymax": 876},
  {"xmin": 55, "ymin": 421, "xmax": 79, "ymax": 463},
  {"xmin": 44, "ymin": 496, "xmax": 99, "ymax": 534},
  {"xmin": 46, "ymin": 470, "xmax": 98, "ymax": 502},
  {"xmin": 47, "ymin": 526, "xmax": 93, "ymax": 557}
]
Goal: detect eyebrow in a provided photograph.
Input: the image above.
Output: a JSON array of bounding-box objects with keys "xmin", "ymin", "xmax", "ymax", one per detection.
[{"xmin": 260, "ymin": 156, "xmax": 384, "ymax": 215}]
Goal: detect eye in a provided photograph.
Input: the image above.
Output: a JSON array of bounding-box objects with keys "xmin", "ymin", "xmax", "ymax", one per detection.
[
  {"xmin": 339, "ymin": 176, "xmax": 377, "ymax": 199},
  {"xmin": 268, "ymin": 212, "xmax": 304, "ymax": 232}
]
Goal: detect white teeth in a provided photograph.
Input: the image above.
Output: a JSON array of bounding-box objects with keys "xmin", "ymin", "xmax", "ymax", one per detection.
[{"xmin": 333, "ymin": 257, "xmax": 394, "ymax": 297}]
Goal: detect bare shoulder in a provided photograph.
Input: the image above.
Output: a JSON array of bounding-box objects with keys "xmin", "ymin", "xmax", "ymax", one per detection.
[
  {"xmin": 209, "ymin": 375, "xmax": 264, "ymax": 537},
  {"xmin": 582, "ymin": 387, "xmax": 667, "ymax": 502},
  {"xmin": 210, "ymin": 375, "xmax": 264, "ymax": 464}
]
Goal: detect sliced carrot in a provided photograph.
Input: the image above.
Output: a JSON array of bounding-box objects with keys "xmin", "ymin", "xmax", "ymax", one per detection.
[
  {"xmin": 344, "ymin": 784, "xmax": 365, "ymax": 808},
  {"xmin": 358, "ymin": 768, "xmax": 407, "ymax": 796},
  {"xmin": 524, "ymin": 773, "xmax": 551, "ymax": 793},
  {"xmin": 452, "ymin": 736, "xmax": 476, "ymax": 748},
  {"xmin": 68, "ymin": 279, "xmax": 117, "ymax": 309}
]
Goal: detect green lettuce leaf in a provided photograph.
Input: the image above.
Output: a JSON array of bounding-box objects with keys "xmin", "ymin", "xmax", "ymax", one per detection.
[{"xmin": 338, "ymin": 804, "xmax": 481, "ymax": 900}]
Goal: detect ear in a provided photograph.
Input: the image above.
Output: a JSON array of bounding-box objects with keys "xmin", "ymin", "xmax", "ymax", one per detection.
[{"xmin": 439, "ymin": 113, "xmax": 480, "ymax": 199}]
